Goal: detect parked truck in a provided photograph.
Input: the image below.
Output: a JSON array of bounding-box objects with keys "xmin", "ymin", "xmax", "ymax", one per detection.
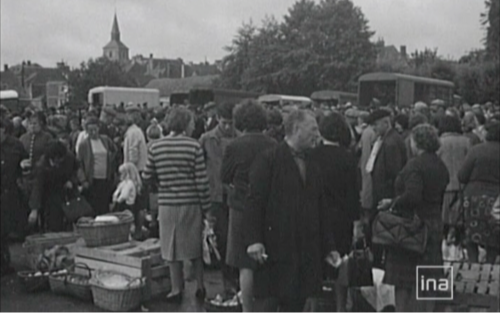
[{"xmin": 88, "ymin": 86, "xmax": 160, "ymax": 110}]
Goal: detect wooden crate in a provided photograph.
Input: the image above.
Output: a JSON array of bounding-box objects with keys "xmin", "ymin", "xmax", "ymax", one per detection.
[
  {"xmin": 74, "ymin": 239, "xmax": 170, "ymax": 300},
  {"xmin": 439, "ymin": 262, "xmax": 500, "ymax": 312}
]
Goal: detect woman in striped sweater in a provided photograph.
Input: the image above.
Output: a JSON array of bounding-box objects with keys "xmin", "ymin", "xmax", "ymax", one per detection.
[{"xmin": 142, "ymin": 107, "xmax": 211, "ymax": 303}]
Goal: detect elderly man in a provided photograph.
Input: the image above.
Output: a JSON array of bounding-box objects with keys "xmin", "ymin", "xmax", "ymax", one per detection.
[
  {"xmin": 200, "ymin": 102, "xmax": 239, "ymax": 298},
  {"xmin": 246, "ymin": 110, "xmax": 338, "ymax": 312}
]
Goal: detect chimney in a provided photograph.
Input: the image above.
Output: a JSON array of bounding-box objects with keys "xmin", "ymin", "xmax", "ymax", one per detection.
[
  {"xmin": 400, "ymin": 45, "xmax": 407, "ymax": 58},
  {"xmin": 3, "ymin": 64, "xmax": 8, "ymax": 71},
  {"xmin": 150, "ymin": 53, "xmax": 153, "ymax": 59},
  {"xmin": 181, "ymin": 63, "xmax": 185, "ymax": 78},
  {"xmin": 27, "ymin": 60, "xmax": 31, "ymax": 66}
]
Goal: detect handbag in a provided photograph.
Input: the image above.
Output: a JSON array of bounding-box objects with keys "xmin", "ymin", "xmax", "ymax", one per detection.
[
  {"xmin": 62, "ymin": 191, "xmax": 94, "ymax": 223},
  {"xmin": 372, "ymin": 206, "xmax": 428, "ymax": 255},
  {"xmin": 347, "ymin": 239, "xmax": 374, "ymax": 287}
]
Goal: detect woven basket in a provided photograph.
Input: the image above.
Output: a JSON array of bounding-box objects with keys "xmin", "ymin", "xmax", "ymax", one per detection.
[
  {"xmin": 49, "ymin": 264, "xmax": 93, "ymax": 302},
  {"xmin": 90, "ymin": 271, "xmax": 145, "ymax": 312},
  {"xmin": 204, "ymin": 300, "xmax": 242, "ymax": 312},
  {"xmin": 23, "ymin": 232, "xmax": 81, "ymax": 270},
  {"xmin": 17, "ymin": 271, "xmax": 51, "ymax": 292},
  {"xmin": 76, "ymin": 217, "xmax": 133, "ymax": 247}
]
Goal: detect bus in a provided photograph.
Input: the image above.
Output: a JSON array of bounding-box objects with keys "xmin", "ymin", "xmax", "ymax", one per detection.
[
  {"xmin": 357, "ymin": 72, "xmax": 454, "ymax": 108},
  {"xmin": 188, "ymin": 88, "xmax": 261, "ymax": 107},
  {"xmin": 310, "ymin": 90, "xmax": 358, "ymax": 107},
  {"xmin": 258, "ymin": 94, "xmax": 312, "ymax": 109},
  {"xmin": 88, "ymin": 86, "xmax": 160, "ymax": 110}
]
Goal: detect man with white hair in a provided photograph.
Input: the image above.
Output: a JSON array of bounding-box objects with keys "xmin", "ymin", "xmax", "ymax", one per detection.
[
  {"xmin": 246, "ymin": 109, "xmax": 339, "ymax": 311},
  {"xmin": 12, "ymin": 116, "xmax": 26, "ymax": 138}
]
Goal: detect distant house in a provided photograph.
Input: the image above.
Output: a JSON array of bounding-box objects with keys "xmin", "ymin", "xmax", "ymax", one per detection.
[
  {"xmin": 376, "ymin": 43, "xmax": 409, "ymax": 70},
  {"xmin": 0, "ymin": 61, "xmax": 67, "ymax": 108}
]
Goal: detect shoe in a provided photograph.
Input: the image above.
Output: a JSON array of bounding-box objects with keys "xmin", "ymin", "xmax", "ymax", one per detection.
[
  {"xmin": 165, "ymin": 292, "xmax": 183, "ymax": 304},
  {"xmin": 195, "ymin": 287, "xmax": 207, "ymax": 300}
]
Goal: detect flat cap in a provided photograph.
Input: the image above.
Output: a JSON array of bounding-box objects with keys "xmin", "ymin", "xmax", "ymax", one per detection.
[
  {"xmin": 125, "ymin": 102, "xmax": 140, "ymax": 113},
  {"xmin": 345, "ymin": 108, "xmax": 359, "ymax": 118},
  {"xmin": 204, "ymin": 102, "xmax": 216, "ymax": 111},
  {"xmin": 367, "ymin": 109, "xmax": 391, "ymax": 124}
]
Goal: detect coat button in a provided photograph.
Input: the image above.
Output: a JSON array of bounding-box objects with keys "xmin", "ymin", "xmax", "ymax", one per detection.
[{"xmin": 268, "ymin": 226, "xmax": 272, "ymax": 231}]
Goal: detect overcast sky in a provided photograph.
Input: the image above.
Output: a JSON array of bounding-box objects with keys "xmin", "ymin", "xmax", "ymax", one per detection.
[{"xmin": 0, "ymin": 0, "xmax": 486, "ymax": 68}]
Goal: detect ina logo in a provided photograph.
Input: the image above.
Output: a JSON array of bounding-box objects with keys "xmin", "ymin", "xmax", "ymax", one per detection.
[{"xmin": 416, "ymin": 265, "xmax": 453, "ymax": 300}]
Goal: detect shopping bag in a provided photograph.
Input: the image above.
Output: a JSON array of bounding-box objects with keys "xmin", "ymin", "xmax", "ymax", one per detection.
[
  {"xmin": 62, "ymin": 194, "xmax": 93, "ymax": 223},
  {"xmin": 372, "ymin": 208, "xmax": 428, "ymax": 254}
]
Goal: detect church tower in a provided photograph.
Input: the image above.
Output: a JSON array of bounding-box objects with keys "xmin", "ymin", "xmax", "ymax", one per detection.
[{"xmin": 103, "ymin": 14, "xmax": 129, "ymax": 62}]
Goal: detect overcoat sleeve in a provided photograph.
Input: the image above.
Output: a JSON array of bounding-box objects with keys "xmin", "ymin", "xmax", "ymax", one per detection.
[{"xmin": 245, "ymin": 149, "xmax": 273, "ymax": 246}]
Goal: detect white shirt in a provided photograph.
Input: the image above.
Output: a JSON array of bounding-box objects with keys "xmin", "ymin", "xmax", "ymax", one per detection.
[
  {"xmin": 75, "ymin": 131, "xmax": 88, "ymax": 154},
  {"xmin": 113, "ymin": 179, "xmax": 137, "ymax": 205},
  {"xmin": 365, "ymin": 137, "xmax": 383, "ymax": 174}
]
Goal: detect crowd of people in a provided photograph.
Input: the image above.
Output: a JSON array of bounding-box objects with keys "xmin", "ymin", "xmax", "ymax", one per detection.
[{"xmin": 1, "ymin": 97, "xmax": 499, "ymax": 312}]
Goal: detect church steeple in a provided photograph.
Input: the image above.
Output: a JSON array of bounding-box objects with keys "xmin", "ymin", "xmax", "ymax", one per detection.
[
  {"xmin": 103, "ymin": 12, "xmax": 129, "ymax": 62},
  {"xmin": 111, "ymin": 13, "xmax": 120, "ymax": 42}
]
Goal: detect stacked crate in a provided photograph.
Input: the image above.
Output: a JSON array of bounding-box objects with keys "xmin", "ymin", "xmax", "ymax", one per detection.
[
  {"xmin": 74, "ymin": 239, "xmax": 170, "ymax": 300},
  {"xmin": 441, "ymin": 261, "xmax": 499, "ymax": 312}
]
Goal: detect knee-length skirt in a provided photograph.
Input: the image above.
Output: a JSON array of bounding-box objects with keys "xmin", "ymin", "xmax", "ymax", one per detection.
[{"xmin": 158, "ymin": 204, "xmax": 203, "ymax": 262}]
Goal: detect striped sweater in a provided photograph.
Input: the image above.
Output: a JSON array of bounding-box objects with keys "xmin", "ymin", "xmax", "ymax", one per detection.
[{"xmin": 142, "ymin": 135, "xmax": 211, "ymax": 210}]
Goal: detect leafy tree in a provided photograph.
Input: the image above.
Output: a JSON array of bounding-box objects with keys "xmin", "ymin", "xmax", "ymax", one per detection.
[
  {"xmin": 481, "ymin": 0, "xmax": 499, "ymax": 61},
  {"xmin": 67, "ymin": 57, "xmax": 137, "ymax": 104},
  {"xmin": 219, "ymin": 0, "xmax": 376, "ymax": 95}
]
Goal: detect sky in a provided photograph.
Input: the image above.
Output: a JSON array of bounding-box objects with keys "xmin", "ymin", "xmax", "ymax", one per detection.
[{"xmin": 0, "ymin": 0, "xmax": 487, "ymax": 68}]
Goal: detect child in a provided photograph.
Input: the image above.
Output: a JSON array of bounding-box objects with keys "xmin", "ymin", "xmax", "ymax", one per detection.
[{"xmin": 113, "ymin": 162, "xmax": 142, "ymax": 213}]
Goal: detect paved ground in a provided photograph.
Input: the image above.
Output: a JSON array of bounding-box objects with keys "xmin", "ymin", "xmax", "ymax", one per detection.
[{"xmin": 1, "ymin": 243, "xmax": 225, "ymax": 312}]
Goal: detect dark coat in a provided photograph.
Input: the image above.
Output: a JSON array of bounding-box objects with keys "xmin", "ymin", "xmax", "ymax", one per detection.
[
  {"xmin": 221, "ymin": 133, "xmax": 277, "ymax": 211},
  {"xmin": 246, "ymin": 142, "xmax": 336, "ymax": 301},
  {"xmin": 1, "ymin": 136, "xmax": 28, "ymax": 236},
  {"xmin": 309, "ymin": 144, "xmax": 360, "ymax": 256},
  {"xmin": 371, "ymin": 128, "xmax": 407, "ymax": 209},
  {"xmin": 30, "ymin": 153, "xmax": 81, "ymax": 232},
  {"xmin": 384, "ymin": 152, "xmax": 449, "ymax": 288}
]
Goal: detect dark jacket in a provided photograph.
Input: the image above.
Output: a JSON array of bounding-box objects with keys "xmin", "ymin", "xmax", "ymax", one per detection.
[
  {"xmin": 309, "ymin": 144, "xmax": 360, "ymax": 256},
  {"xmin": 393, "ymin": 152, "xmax": 450, "ymax": 219},
  {"xmin": 246, "ymin": 142, "xmax": 336, "ymax": 300},
  {"xmin": 77, "ymin": 135, "xmax": 117, "ymax": 186},
  {"xmin": 458, "ymin": 141, "xmax": 500, "ymax": 197},
  {"xmin": 1, "ymin": 136, "xmax": 28, "ymax": 236},
  {"xmin": 221, "ymin": 133, "xmax": 276, "ymax": 211},
  {"xmin": 371, "ymin": 128, "xmax": 407, "ymax": 209},
  {"xmin": 19, "ymin": 131, "xmax": 53, "ymax": 166}
]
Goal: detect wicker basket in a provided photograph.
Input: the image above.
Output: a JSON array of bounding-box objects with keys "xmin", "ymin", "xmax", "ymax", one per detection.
[
  {"xmin": 76, "ymin": 217, "xmax": 133, "ymax": 247},
  {"xmin": 23, "ymin": 232, "xmax": 81, "ymax": 270},
  {"xmin": 90, "ymin": 271, "xmax": 145, "ymax": 312},
  {"xmin": 204, "ymin": 300, "xmax": 242, "ymax": 312},
  {"xmin": 17, "ymin": 270, "xmax": 51, "ymax": 292},
  {"xmin": 49, "ymin": 263, "xmax": 93, "ymax": 302}
]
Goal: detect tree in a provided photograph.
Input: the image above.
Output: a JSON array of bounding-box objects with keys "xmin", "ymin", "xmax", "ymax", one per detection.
[
  {"xmin": 219, "ymin": 0, "xmax": 376, "ymax": 95},
  {"xmin": 67, "ymin": 57, "xmax": 137, "ymax": 104},
  {"xmin": 481, "ymin": 0, "xmax": 499, "ymax": 61}
]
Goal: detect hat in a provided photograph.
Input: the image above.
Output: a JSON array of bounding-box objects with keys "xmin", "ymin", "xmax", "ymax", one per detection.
[
  {"xmin": 125, "ymin": 102, "xmax": 140, "ymax": 113},
  {"xmin": 102, "ymin": 106, "xmax": 117, "ymax": 117},
  {"xmin": 204, "ymin": 102, "xmax": 216, "ymax": 111},
  {"xmin": 414, "ymin": 101, "xmax": 428, "ymax": 110},
  {"xmin": 367, "ymin": 109, "xmax": 391, "ymax": 124},
  {"xmin": 345, "ymin": 108, "xmax": 359, "ymax": 119}
]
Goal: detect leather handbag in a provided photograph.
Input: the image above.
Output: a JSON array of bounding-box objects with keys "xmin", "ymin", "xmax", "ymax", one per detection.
[
  {"xmin": 372, "ymin": 207, "xmax": 428, "ymax": 254},
  {"xmin": 62, "ymin": 192, "xmax": 94, "ymax": 223}
]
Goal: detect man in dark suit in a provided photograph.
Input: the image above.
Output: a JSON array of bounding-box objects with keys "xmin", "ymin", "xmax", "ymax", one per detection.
[
  {"xmin": 246, "ymin": 110, "xmax": 339, "ymax": 312},
  {"xmin": 365, "ymin": 109, "xmax": 407, "ymax": 267}
]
